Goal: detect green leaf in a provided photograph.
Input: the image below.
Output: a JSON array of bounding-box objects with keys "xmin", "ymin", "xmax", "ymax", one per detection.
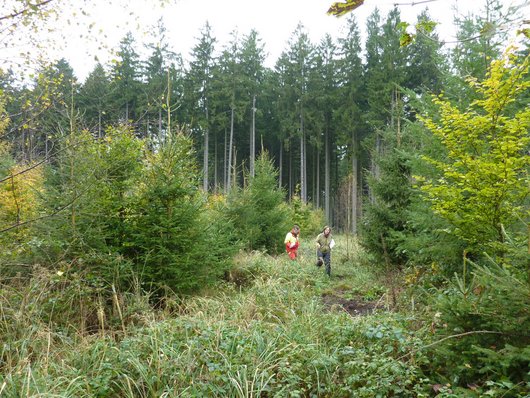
[
  {"xmin": 416, "ymin": 20, "xmax": 437, "ymax": 34},
  {"xmin": 399, "ymin": 33, "xmax": 414, "ymax": 47},
  {"xmin": 517, "ymin": 28, "xmax": 530, "ymax": 39}
]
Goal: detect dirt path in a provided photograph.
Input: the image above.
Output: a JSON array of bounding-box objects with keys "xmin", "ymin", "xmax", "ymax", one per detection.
[{"xmin": 321, "ymin": 293, "xmax": 381, "ymax": 316}]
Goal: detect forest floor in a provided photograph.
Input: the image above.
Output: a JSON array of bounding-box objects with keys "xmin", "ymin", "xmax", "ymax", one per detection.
[
  {"xmin": 289, "ymin": 234, "xmax": 390, "ymax": 317},
  {"xmin": 321, "ymin": 291, "xmax": 382, "ymax": 316}
]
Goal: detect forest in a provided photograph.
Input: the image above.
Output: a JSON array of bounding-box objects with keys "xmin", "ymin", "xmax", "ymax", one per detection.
[{"xmin": 0, "ymin": 0, "xmax": 529, "ymax": 396}]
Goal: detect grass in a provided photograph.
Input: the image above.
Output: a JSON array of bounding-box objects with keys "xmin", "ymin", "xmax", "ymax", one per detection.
[{"xmin": 0, "ymin": 235, "xmax": 433, "ymax": 397}]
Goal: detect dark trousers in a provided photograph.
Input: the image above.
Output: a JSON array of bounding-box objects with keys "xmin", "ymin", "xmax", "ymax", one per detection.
[{"xmin": 317, "ymin": 250, "xmax": 331, "ymax": 276}]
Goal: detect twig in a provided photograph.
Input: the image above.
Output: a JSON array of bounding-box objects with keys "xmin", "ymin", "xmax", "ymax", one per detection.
[
  {"xmin": 0, "ymin": 0, "xmax": 55, "ymax": 22},
  {"xmin": 0, "ymin": 191, "xmax": 82, "ymax": 234},
  {"xmin": 393, "ymin": 0, "xmax": 438, "ymax": 6},
  {"xmin": 398, "ymin": 330, "xmax": 504, "ymax": 361},
  {"xmin": 0, "ymin": 158, "xmax": 47, "ymax": 184},
  {"xmin": 9, "ymin": 172, "xmax": 21, "ymax": 224}
]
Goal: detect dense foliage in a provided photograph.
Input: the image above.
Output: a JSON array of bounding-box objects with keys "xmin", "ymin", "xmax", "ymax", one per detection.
[
  {"xmin": 0, "ymin": 1, "xmax": 529, "ymax": 396},
  {"xmin": 420, "ymin": 52, "xmax": 530, "ymax": 258},
  {"xmin": 225, "ymin": 151, "xmax": 290, "ymax": 254}
]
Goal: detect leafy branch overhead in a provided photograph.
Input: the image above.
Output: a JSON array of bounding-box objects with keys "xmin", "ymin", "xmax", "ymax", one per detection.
[
  {"xmin": 327, "ymin": 0, "xmax": 439, "ymax": 46},
  {"xmin": 327, "ymin": 0, "xmax": 530, "ymax": 46},
  {"xmin": 327, "ymin": 0, "xmax": 364, "ymax": 17}
]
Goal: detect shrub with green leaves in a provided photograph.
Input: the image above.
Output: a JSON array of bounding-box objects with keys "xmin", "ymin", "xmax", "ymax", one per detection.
[
  {"xmin": 419, "ymin": 51, "xmax": 530, "ymax": 258},
  {"xmin": 289, "ymin": 193, "xmax": 325, "ymax": 238}
]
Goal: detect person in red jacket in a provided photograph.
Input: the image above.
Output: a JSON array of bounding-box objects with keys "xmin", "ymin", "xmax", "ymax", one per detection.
[{"xmin": 284, "ymin": 224, "xmax": 300, "ymax": 260}]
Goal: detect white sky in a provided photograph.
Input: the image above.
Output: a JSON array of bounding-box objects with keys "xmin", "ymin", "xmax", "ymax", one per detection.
[{"xmin": 6, "ymin": 0, "xmax": 530, "ymax": 82}]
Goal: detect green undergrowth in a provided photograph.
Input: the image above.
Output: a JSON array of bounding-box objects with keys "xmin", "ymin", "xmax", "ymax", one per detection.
[
  {"xmin": 0, "ymin": 235, "xmax": 434, "ymax": 397},
  {"xmin": 2, "ymin": 235, "xmax": 527, "ymax": 397}
]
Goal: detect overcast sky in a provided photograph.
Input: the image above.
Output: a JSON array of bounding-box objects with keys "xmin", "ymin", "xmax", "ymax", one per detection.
[{"xmin": 22, "ymin": 0, "xmax": 530, "ymax": 81}]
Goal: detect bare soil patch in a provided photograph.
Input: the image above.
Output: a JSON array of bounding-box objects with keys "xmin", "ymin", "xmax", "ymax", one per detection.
[{"xmin": 321, "ymin": 294, "xmax": 381, "ymax": 316}]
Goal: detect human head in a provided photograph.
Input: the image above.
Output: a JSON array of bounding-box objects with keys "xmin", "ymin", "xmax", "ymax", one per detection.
[
  {"xmin": 323, "ymin": 225, "xmax": 331, "ymax": 236},
  {"xmin": 292, "ymin": 224, "xmax": 300, "ymax": 235}
]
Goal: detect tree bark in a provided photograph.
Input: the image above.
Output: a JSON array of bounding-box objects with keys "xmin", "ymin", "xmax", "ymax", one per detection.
[
  {"xmin": 279, "ymin": 140, "xmax": 283, "ymax": 190},
  {"xmin": 214, "ymin": 133, "xmax": 218, "ymax": 192},
  {"xmin": 203, "ymin": 106, "xmax": 209, "ymax": 191},
  {"xmin": 250, "ymin": 95, "xmax": 256, "ymax": 177},
  {"xmin": 351, "ymin": 129, "xmax": 358, "ymax": 235},
  {"xmin": 300, "ymin": 111, "xmax": 307, "ymax": 203},
  {"xmin": 316, "ymin": 146, "xmax": 320, "ymax": 209},
  {"xmin": 226, "ymin": 107, "xmax": 234, "ymax": 193},
  {"xmin": 325, "ymin": 126, "xmax": 330, "ymax": 223}
]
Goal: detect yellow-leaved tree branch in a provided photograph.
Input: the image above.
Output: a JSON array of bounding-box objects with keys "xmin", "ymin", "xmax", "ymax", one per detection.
[
  {"xmin": 418, "ymin": 49, "xmax": 530, "ymax": 258},
  {"xmin": 327, "ymin": 0, "xmax": 530, "ymax": 44}
]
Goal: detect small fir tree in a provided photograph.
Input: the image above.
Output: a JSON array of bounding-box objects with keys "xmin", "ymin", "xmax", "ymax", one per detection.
[
  {"xmin": 226, "ymin": 151, "xmax": 289, "ymax": 253},
  {"xmin": 360, "ymin": 134, "xmax": 412, "ymax": 267},
  {"xmin": 128, "ymin": 130, "xmax": 234, "ymax": 293}
]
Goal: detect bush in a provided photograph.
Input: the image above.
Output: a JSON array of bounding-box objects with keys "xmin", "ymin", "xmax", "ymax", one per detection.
[
  {"xmin": 225, "ymin": 151, "xmax": 290, "ymax": 254},
  {"xmin": 426, "ymin": 259, "xmax": 530, "ymax": 396},
  {"xmin": 127, "ymin": 131, "xmax": 236, "ymax": 294},
  {"xmin": 30, "ymin": 127, "xmax": 143, "ymax": 282},
  {"xmin": 289, "ymin": 194, "xmax": 325, "ymax": 238}
]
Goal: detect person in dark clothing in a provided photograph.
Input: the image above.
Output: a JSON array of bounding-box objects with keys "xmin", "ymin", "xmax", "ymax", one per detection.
[{"xmin": 315, "ymin": 225, "xmax": 334, "ymax": 276}]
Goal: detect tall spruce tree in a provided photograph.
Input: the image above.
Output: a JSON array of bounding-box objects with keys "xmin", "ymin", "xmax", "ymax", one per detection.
[
  {"xmin": 313, "ymin": 34, "xmax": 339, "ymax": 223},
  {"xmin": 185, "ymin": 22, "xmax": 217, "ymax": 191},
  {"xmin": 360, "ymin": 7, "xmax": 442, "ymax": 265},
  {"xmin": 336, "ymin": 15, "xmax": 364, "ymax": 233},
  {"xmin": 215, "ymin": 30, "xmax": 247, "ymax": 192},
  {"xmin": 78, "ymin": 63, "xmax": 110, "ymax": 138},
  {"xmin": 109, "ymin": 32, "xmax": 141, "ymax": 127},
  {"xmin": 275, "ymin": 24, "xmax": 315, "ymax": 202},
  {"xmin": 142, "ymin": 19, "xmax": 179, "ymax": 142},
  {"xmin": 238, "ymin": 29, "xmax": 266, "ymax": 178}
]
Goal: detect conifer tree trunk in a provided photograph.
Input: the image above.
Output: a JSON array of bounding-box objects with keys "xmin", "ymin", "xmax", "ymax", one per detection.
[
  {"xmin": 279, "ymin": 141, "xmax": 283, "ymax": 190},
  {"xmin": 158, "ymin": 108, "xmax": 162, "ymax": 142},
  {"xmin": 98, "ymin": 109, "xmax": 102, "ymax": 139},
  {"xmin": 250, "ymin": 95, "xmax": 256, "ymax": 177},
  {"xmin": 300, "ymin": 111, "xmax": 307, "ymax": 203},
  {"xmin": 214, "ymin": 134, "xmax": 218, "ymax": 192},
  {"xmin": 203, "ymin": 107, "xmax": 209, "ymax": 191},
  {"xmin": 325, "ymin": 125, "xmax": 330, "ymax": 223},
  {"xmin": 288, "ymin": 143, "xmax": 293, "ymax": 200},
  {"xmin": 232, "ymin": 146, "xmax": 237, "ymax": 190},
  {"xmin": 370, "ymin": 134, "xmax": 382, "ymax": 204},
  {"xmin": 312, "ymin": 147, "xmax": 316, "ymax": 204},
  {"xmin": 227, "ymin": 107, "xmax": 234, "ymax": 193},
  {"xmin": 351, "ymin": 130, "xmax": 358, "ymax": 235},
  {"xmin": 224, "ymin": 128, "xmax": 228, "ymax": 190},
  {"xmin": 316, "ymin": 147, "xmax": 320, "ymax": 208}
]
